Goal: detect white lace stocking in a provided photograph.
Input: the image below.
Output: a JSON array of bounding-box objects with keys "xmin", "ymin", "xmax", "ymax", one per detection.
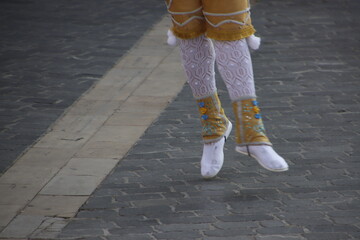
[
  {"xmin": 179, "ymin": 36, "xmax": 256, "ymax": 100},
  {"xmin": 213, "ymin": 39, "xmax": 256, "ymax": 101},
  {"xmin": 179, "ymin": 35, "xmax": 217, "ymax": 98}
]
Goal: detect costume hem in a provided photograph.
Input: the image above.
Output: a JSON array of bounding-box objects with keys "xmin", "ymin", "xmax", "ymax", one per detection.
[
  {"xmin": 171, "ymin": 27, "xmax": 206, "ymax": 39},
  {"xmin": 206, "ymin": 26, "xmax": 256, "ymax": 41}
]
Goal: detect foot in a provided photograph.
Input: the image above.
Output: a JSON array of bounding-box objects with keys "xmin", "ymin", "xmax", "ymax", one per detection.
[
  {"xmin": 236, "ymin": 145, "xmax": 288, "ymax": 172},
  {"xmin": 201, "ymin": 122, "xmax": 232, "ymax": 179}
]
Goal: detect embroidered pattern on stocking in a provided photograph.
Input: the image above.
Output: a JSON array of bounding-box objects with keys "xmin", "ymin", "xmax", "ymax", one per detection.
[
  {"xmin": 213, "ymin": 39, "xmax": 256, "ymax": 101},
  {"xmin": 179, "ymin": 35, "xmax": 217, "ymax": 98}
]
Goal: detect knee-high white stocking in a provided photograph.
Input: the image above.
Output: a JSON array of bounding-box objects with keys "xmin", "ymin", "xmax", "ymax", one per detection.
[
  {"xmin": 213, "ymin": 39, "xmax": 256, "ymax": 99},
  {"xmin": 178, "ymin": 35, "xmax": 217, "ymax": 98},
  {"xmin": 213, "ymin": 39, "xmax": 288, "ymax": 172},
  {"xmin": 179, "ymin": 35, "xmax": 231, "ymax": 178}
]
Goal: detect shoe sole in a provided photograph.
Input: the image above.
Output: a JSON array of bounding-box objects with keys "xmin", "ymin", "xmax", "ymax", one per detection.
[
  {"xmin": 202, "ymin": 121, "xmax": 233, "ymax": 179},
  {"xmin": 235, "ymin": 147, "xmax": 289, "ymax": 172}
]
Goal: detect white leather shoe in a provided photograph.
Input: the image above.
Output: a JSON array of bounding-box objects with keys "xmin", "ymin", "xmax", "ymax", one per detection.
[
  {"xmin": 201, "ymin": 122, "xmax": 232, "ymax": 179},
  {"xmin": 236, "ymin": 145, "xmax": 289, "ymax": 172}
]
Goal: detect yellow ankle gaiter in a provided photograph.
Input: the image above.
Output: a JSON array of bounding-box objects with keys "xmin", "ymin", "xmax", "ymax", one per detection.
[
  {"xmin": 196, "ymin": 93, "xmax": 229, "ymax": 143},
  {"xmin": 232, "ymin": 98, "xmax": 272, "ymax": 146}
]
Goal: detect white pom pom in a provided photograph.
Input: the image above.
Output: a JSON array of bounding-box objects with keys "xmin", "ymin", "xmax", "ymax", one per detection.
[
  {"xmin": 167, "ymin": 29, "xmax": 177, "ymax": 46},
  {"xmin": 246, "ymin": 34, "xmax": 261, "ymax": 50},
  {"xmin": 167, "ymin": 36, "xmax": 177, "ymax": 46}
]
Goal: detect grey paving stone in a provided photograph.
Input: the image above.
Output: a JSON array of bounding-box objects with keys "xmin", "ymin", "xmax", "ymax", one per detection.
[
  {"xmin": 107, "ymin": 234, "xmax": 154, "ymax": 240},
  {"xmin": 108, "ymin": 226, "xmax": 154, "ymax": 235},
  {"xmin": 58, "ymin": 237, "xmax": 105, "ymax": 240},
  {"xmin": 76, "ymin": 209, "xmax": 119, "ymax": 220},
  {"xmin": 153, "ymin": 231, "xmax": 203, "ymax": 240},
  {"xmin": 206, "ymin": 237, "xmax": 254, "ymax": 240},
  {"xmin": 0, "ymin": 0, "xmax": 166, "ymax": 174},
  {"xmin": 255, "ymin": 236, "xmax": 305, "ymax": 240},
  {"xmin": 256, "ymin": 226, "xmax": 304, "ymax": 235},
  {"xmin": 216, "ymin": 214, "xmax": 274, "ymax": 223},
  {"xmin": 302, "ymin": 232, "xmax": 353, "ymax": 240},
  {"xmin": 159, "ymin": 216, "xmax": 216, "ymax": 225},
  {"xmin": 203, "ymin": 228, "xmax": 254, "ymax": 237}
]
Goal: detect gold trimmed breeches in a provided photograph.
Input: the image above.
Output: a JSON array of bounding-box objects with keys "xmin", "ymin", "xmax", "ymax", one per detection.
[{"xmin": 165, "ymin": 0, "xmax": 256, "ymax": 41}]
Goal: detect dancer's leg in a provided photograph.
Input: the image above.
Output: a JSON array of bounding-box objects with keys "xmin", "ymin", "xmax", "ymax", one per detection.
[
  {"xmin": 179, "ymin": 35, "xmax": 232, "ymax": 178},
  {"xmin": 178, "ymin": 35, "xmax": 217, "ymax": 98},
  {"xmin": 213, "ymin": 39, "xmax": 288, "ymax": 172},
  {"xmin": 213, "ymin": 39, "xmax": 256, "ymax": 100}
]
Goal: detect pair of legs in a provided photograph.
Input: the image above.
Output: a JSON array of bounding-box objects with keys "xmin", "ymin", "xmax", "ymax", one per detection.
[
  {"xmin": 179, "ymin": 35, "xmax": 288, "ymax": 178},
  {"xmin": 165, "ymin": 0, "xmax": 288, "ymax": 178},
  {"xmin": 179, "ymin": 35, "xmax": 255, "ymax": 103}
]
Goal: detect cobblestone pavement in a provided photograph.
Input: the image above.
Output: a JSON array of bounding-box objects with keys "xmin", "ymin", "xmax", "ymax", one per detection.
[
  {"xmin": 41, "ymin": 0, "xmax": 360, "ymax": 239},
  {"xmin": 0, "ymin": 0, "xmax": 166, "ymax": 174}
]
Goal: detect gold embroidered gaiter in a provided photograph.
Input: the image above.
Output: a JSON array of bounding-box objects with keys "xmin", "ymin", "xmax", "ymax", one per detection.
[
  {"xmin": 232, "ymin": 97, "xmax": 272, "ymax": 146},
  {"xmin": 196, "ymin": 92, "xmax": 230, "ymax": 143}
]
